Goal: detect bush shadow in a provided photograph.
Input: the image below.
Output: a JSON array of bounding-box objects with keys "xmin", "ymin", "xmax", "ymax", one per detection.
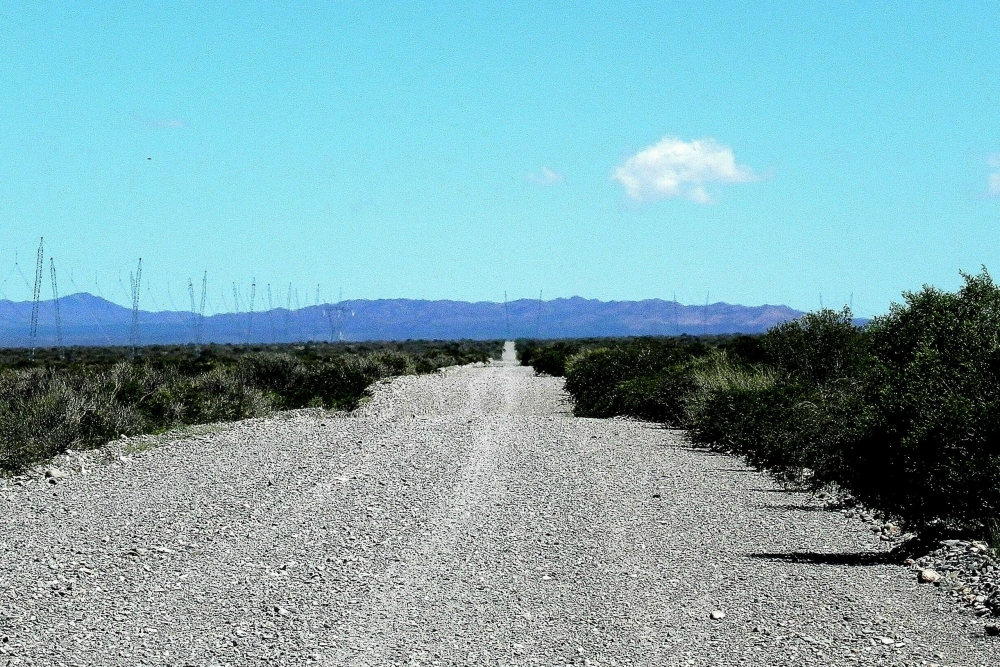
[
  {"xmin": 746, "ymin": 551, "xmax": 899, "ymax": 566},
  {"xmin": 759, "ymin": 503, "xmax": 834, "ymax": 512}
]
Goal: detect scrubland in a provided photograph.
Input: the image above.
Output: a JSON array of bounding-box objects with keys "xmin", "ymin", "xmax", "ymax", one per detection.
[{"xmin": 520, "ymin": 270, "xmax": 1000, "ymax": 542}]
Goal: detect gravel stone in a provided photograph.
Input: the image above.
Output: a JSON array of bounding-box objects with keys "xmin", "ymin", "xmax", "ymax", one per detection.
[
  {"xmin": 0, "ymin": 342, "xmax": 998, "ymax": 665},
  {"xmin": 920, "ymin": 568, "xmax": 943, "ymax": 584},
  {"xmin": 911, "ymin": 540, "xmax": 1000, "ymax": 616}
]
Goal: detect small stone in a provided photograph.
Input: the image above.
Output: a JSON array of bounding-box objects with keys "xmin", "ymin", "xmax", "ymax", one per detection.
[
  {"xmin": 709, "ymin": 610, "xmax": 725, "ymax": 620},
  {"xmin": 44, "ymin": 467, "xmax": 67, "ymax": 481},
  {"xmin": 919, "ymin": 569, "xmax": 942, "ymax": 583},
  {"xmin": 275, "ymin": 606, "xmax": 290, "ymax": 617},
  {"xmin": 877, "ymin": 636, "xmax": 894, "ymax": 645}
]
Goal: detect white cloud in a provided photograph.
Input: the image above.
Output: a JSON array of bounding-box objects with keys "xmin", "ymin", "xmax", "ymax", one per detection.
[
  {"xmin": 526, "ymin": 167, "xmax": 564, "ymax": 186},
  {"xmin": 612, "ymin": 136, "xmax": 756, "ymax": 203},
  {"xmin": 988, "ymin": 155, "xmax": 1000, "ymax": 196}
]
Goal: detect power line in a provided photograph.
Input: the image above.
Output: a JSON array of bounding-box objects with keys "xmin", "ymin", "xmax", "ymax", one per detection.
[
  {"xmin": 49, "ymin": 257, "xmax": 63, "ymax": 357},
  {"xmin": 703, "ymin": 292, "xmax": 710, "ymax": 336},
  {"xmin": 535, "ymin": 290, "xmax": 543, "ymax": 338},
  {"xmin": 29, "ymin": 238, "xmax": 43, "ymax": 359},
  {"xmin": 672, "ymin": 292, "xmax": 678, "ymax": 335},
  {"xmin": 187, "ymin": 278, "xmax": 197, "ymax": 343},
  {"xmin": 266, "ymin": 283, "xmax": 275, "ymax": 342},
  {"xmin": 248, "ymin": 278, "xmax": 256, "ymax": 343},
  {"xmin": 68, "ymin": 271, "xmax": 114, "ymax": 346},
  {"xmin": 284, "ymin": 283, "xmax": 292, "ymax": 340},
  {"xmin": 503, "ymin": 291, "xmax": 509, "ymax": 339},
  {"xmin": 197, "ymin": 271, "xmax": 207, "ymax": 348},
  {"xmin": 128, "ymin": 259, "xmax": 142, "ymax": 356}
]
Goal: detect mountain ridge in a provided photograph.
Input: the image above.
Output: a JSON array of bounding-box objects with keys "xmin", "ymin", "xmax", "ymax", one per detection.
[{"xmin": 0, "ymin": 293, "xmax": 806, "ymax": 347}]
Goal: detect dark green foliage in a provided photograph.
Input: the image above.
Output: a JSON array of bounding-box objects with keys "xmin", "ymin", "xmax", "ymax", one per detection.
[
  {"xmin": 848, "ymin": 271, "xmax": 1000, "ymax": 528},
  {"xmin": 686, "ymin": 359, "xmax": 862, "ymax": 487},
  {"xmin": 0, "ymin": 340, "xmax": 503, "ymax": 473},
  {"xmin": 715, "ymin": 334, "xmax": 768, "ymax": 366},
  {"xmin": 518, "ymin": 335, "xmax": 760, "ymax": 378},
  {"xmin": 760, "ymin": 308, "xmax": 865, "ymax": 384},
  {"xmin": 0, "ymin": 339, "xmax": 503, "ymax": 374},
  {"xmin": 557, "ymin": 270, "xmax": 1000, "ymax": 535},
  {"xmin": 606, "ymin": 369, "xmax": 697, "ymax": 424},
  {"xmin": 686, "ymin": 309, "xmax": 867, "ymax": 489},
  {"xmin": 564, "ymin": 338, "xmax": 710, "ymax": 425},
  {"xmin": 515, "ymin": 340, "xmax": 582, "ymax": 376}
]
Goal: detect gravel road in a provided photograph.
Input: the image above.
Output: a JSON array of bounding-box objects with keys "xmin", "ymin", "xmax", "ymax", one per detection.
[{"xmin": 2, "ymin": 342, "xmax": 999, "ymax": 666}]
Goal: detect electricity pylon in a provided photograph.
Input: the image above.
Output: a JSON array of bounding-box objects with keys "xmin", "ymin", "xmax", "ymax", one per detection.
[
  {"xmin": 129, "ymin": 259, "xmax": 142, "ymax": 355},
  {"xmin": 49, "ymin": 257, "xmax": 63, "ymax": 357},
  {"xmin": 29, "ymin": 238, "xmax": 44, "ymax": 359}
]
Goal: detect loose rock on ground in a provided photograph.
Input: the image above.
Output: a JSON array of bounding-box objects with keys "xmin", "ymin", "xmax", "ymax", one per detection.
[{"xmin": 0, "ymin": 342, "xmax": 998, "ymax": 666}]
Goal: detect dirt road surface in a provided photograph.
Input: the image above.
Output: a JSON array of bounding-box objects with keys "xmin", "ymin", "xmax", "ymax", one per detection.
[{"xmin": 1, "ymin": 342, "xmax": 997, "ymax": 666}]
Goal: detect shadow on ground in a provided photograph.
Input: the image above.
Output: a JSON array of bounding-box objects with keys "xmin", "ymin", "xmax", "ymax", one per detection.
[
  {"xmin": 759, "ymin": 503, "xmax": 836, "ymax": 512},
  {"xmin": 746, "ymin": 551, "xmax": 898, "ymax": 566}
]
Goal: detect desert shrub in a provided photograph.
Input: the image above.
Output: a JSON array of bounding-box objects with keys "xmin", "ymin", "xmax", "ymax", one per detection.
[
  {"xmin": 366, "ymin": 351, "xmax": 413, "ymax": 376},
  {"xmin": 687, "ymin": 354, "xmax": 863, "ymax": 485},
  {"xmin": 606, "ymin": 363, "xmax": 698, "ymax": 424},
  {"xmin": 235, "ymin": 353, "xmax": 302, "ymax": 394},
  {"xmin": 409, "ymin": 353, "xmax": 454, "ymax": 374},
  {"xmin": 691, "ymin": 310, "xmax": 867, "ymax": 486},
  {"xmin": 0, "ymin": 341, "xmax": 494, "ymax": 473},
  {"xmin": 564, "ymin": 339, "xmax": 708, "ymax": 420},
  {"xmin": 564, "ymin": 347, "xmax": 639, "ymax": 418},
  {"xmin": 150, "ymin": 367, "xmax": 274, "ymax": 425},
  {"xmin": 287, "ymin": 356, "xmax": 388, "ymax": 410},
  {"xmin": 0, "ymin": 370, "xmax": 85, "ymax": 471},
  {"xmin": 518, "ymin": 341, "xmax": 583, "ymax": 376},
  {"xmin": 844, "ymin": 270, "xmax": 1000, "ymax": 528},
  {"xmin": 716, "ymin": 334, "xmax": 768, "ymax": 366},
  {"xmin": 561, "ymin": 270, "xmax": 1000, "ymax": 535},
  {"xmin": 761, "ymin": 308, "xmax": 865, "ymax": 384}
]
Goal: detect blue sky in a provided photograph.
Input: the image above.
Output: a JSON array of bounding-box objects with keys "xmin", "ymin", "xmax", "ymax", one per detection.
[{"xmin": 1, "ymin": 1, "xmax": 998, "ymax": 316}]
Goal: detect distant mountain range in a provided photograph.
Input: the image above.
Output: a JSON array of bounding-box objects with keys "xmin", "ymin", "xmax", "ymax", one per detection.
[{"xmin": 0, "ymin": 293, "xmax": 807, "ymax": 347}]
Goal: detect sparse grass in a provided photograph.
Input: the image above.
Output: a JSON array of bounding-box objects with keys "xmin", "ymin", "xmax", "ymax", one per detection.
[
  {"xmin": 555, "ymin": 270, "xmax": 1000, "ymax": 540},
  {"xmin": 0, "ymin": 340, "xmax": 503, "ymax": 474},
  {"xmin": 986, "ymin": 519, "xmax": 1000, "ymax": 556}
]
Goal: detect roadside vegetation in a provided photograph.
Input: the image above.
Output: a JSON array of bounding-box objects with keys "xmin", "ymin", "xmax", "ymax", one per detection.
[
  {"xmin": 0, "ymin": 340, "xmax": 502, "ymax": 473},
  {"xmin": 519, "ymin": 270, "xmax": 1000, "ymax": 540}
]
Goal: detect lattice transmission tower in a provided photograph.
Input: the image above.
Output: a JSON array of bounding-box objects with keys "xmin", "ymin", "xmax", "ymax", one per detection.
[
  {"xmin": 197, "ymin": 271, "xmax": 207, "ymax": 349},
  {"xmin": 129, "ymin": 259, "xmax": 142, "ymax": 355},
  {"xmin": 49, "ymin": 257, "xmax": 63, "ymax": 357},
  {"xmin": 29, "ymin": 238, "xmax": 43, "ymax": 359}
]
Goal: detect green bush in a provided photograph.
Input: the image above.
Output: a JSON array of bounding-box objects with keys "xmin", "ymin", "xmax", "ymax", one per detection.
[
  {"xmin": 518, "ymin": 341, "xmax": 582, "ymax": 376},
  {"xmin": 564, "ymin": 339, "xmax": 708, "ymax": 423},
  {"xmin": 847, "ymin": 271, "xmax": 1000, "ymax": 528},
  {"xmin": 144, "ymin": 367, "xmax": 274, "ymax": 426},
  {"xmin": 761, "ymin": 308, "xmax": 865, "ymax": 384},
  {"xmin": 235, "ymin": 353, "xmax": 301, "ymax": 394},
  {"xmin": 603, "ymin": 365, "xmax": 697, "ymax": 424},
  {"xmin": 559, "ymin": 270, "xmax": 1000, "ymax": 535},
  {"xmin": 687, "ymin": 354, "xmax": 862, "ymax": 486},
  {"xmin": 0, "ymin": 370, "xmax": 85, "ymax": 470},
  {"xmin": 0, "ymin": 341, "xmax": 500, "ymax": 474}
]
